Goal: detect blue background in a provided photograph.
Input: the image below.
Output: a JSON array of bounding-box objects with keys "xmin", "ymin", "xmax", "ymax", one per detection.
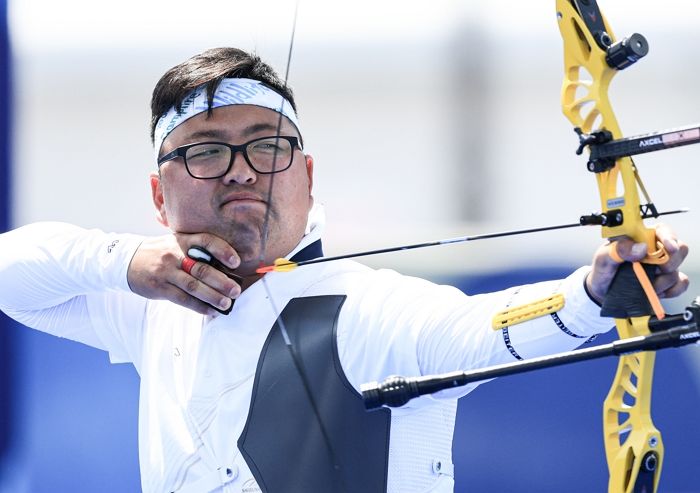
[{"xmin": 2, "ymin": 268, "xmax": 699, "ymax": 492}]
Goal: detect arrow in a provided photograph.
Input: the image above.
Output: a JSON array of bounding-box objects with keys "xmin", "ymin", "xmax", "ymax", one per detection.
[{"xmin": 256, "ymin": 208, "xmax": 687, "ymax": 274}]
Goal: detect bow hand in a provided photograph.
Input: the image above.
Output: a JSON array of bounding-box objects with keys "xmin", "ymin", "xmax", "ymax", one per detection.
[{"xmin": 586, "ymin": 224, "xmax": 689, "ymax": 308}]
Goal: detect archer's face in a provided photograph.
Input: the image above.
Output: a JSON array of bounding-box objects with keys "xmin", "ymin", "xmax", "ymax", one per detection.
[{"xmin": 152, "ymin": 105, "xmax": 314, "ymax": 274}]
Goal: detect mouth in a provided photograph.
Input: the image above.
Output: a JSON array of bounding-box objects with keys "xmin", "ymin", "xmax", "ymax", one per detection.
[{"xmin": 220, "ymin": 194, "xmax": 267, "ymax": 208}]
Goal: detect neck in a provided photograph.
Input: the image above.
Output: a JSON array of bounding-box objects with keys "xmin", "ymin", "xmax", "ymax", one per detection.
[
  {"xmin": 235, "ymin": 260, "xmax": 265, "ymax": 292},
  {"xmin": 239, "ymin": 273, "xmax": 263, "ymax": 292},
  {"xmin": 234, "ymin": 238, "xmax": 324, "ymax": 292}
]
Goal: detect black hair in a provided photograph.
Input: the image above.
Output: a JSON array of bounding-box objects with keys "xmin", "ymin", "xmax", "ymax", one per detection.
[{"xmin": 150, "ymin": 47, "xmax": 297, "ymax": 144}]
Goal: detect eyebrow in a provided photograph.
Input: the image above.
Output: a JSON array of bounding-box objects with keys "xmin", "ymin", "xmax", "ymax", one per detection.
[{"xmin": 186, "ymin": 123, "xmax": 282, "ymax": 142}]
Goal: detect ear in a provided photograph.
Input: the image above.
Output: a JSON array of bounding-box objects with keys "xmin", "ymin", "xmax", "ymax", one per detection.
[
  {"xmin": 150, "ymin": 172, "xmax": 169, "ymax": 227},
  {"xmin": 304, "ymin": 153, "xmax": 314, "ymax": 198}
]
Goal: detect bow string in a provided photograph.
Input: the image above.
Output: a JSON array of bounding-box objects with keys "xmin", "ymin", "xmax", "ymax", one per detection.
[{"xmin": 255, "ymin": 2, "xmax": 349, "ymax": 491}]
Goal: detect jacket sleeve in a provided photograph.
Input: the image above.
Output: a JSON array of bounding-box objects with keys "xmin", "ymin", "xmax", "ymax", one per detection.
[
  {"xmin": 0, "ymin": 222, "xmax": 148, "ymax": 365},
  {"xmin": 335, "ymin": 265, "xmax": 615, "ymax": 406}
]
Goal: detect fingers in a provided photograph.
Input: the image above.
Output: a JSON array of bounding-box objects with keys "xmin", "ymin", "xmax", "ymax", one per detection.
[
  {"xmin": 655, "ymin": 223, "xmax": 681, "ymax": 255},
  {"xmin": 172, "ymin": 244, "xmax": 242, "ymax": 314},
  {"xmin": 588, "ymin": 222, "xmax": 690, "ymax": 303},
  {"xmin": 173, "ymin": 233, "xmax": 244, "ymax": 312},
  {"xmin": 181, "ymin": 257, "xmax": 197, "ymax": 275},
  {"xmin": 609, "ymin": 223, "xmax": 688, "ymax": 266},
  {"xmin": 654, "ymin": 224, "xmax": 689, "ymax": 274},
  {"xmin": 155, "ymin": 280, "xmax": 225, "ymax": 316},
  {"xmin": 172, "ymin": 263, "xmax": 237, "ymax": 313},
  {"xmin": 610, "ymin": 237, "xmax": 648, "ymax": 263},
  {"xmin": 177, "ymin": 232, "xmax": 240, "ymax": 270},
  {"xmin": 180, "ymin": 256, "xmax": 240, "ymax": 297},
  {"xmin": 657, "ymin": 242, "xmax": 689, "ymax": 273},
  {"xmin": 609, "ymin": 224, "xmax": 688, "ymax": 274},
  {"xmin": 127, "ymin": 233, "xmax": 243, "ymax": 316},
  {"xmin": 654, "ymin": 271, "xmax": 690, "ymax": 299}
]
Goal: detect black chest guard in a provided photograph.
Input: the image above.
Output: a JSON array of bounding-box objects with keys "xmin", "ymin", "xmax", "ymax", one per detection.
[{"xmin": 238, "ymin": 295, "xmax": 391, "ymax": 493}]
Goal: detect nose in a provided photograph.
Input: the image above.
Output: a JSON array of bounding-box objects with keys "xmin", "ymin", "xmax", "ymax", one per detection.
[{"xmin": 221, "ymin": 150, "xmax": 257, "ymax": 185}]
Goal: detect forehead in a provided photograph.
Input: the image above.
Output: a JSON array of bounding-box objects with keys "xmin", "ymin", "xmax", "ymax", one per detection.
[{"xmin": 164, "ymin": 105, "xmax": 299, "ymax": 147}]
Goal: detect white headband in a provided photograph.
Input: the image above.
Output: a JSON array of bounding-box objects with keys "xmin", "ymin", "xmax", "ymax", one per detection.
[{"xmin": 153, "ymin": 78, "xmax": 301, "ymax": 159}]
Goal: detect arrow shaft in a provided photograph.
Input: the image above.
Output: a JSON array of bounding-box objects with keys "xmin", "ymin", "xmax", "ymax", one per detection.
[{"xmin": 290, "ymin": 208, "xmax": 686, "ymax": 269}]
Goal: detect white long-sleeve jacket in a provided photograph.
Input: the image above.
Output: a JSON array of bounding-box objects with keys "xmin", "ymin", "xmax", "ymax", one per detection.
[{"xmin": 0, "ymin": 211, "xmax": 612, "ymax": 493}]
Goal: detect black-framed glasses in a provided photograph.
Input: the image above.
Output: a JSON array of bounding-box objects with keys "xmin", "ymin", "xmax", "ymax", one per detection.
[{"xmin": 157, "ymin": 136, "xmax": 301, "ymax": 179}]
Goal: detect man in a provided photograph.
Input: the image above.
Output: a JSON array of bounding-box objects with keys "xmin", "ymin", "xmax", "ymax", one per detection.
[{"xmin": 0, "ymin": 47, "xmax": 689, "ymax": 492}]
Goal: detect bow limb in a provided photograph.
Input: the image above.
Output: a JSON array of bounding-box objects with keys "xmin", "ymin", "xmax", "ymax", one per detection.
[{"xmin": 557, "ymin": 1, "xmax": 665, "ymax": 491}]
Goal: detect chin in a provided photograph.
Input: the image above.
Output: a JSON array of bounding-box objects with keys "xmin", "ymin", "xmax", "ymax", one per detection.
[{"xmin": 221, "ymin": 224, "xmax": 264, "ymax": 261}]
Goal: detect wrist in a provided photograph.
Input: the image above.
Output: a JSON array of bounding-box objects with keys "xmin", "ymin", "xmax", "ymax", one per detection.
[{"xmin": 584, "ymin": 271, "xmax": 604, "ymax": 307}]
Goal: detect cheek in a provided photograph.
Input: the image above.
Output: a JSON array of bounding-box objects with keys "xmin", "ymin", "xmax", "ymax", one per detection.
[
  {"xmin": 161, "ymin": 181, "xmax": 213, "ymax": 229},
  {"xmin": 278, "ymin": 175, "xmax": 313, "ymax": 234},
  {"xmin": 278, "ymin": 171, "xmax": 312, "ymax": 211}
]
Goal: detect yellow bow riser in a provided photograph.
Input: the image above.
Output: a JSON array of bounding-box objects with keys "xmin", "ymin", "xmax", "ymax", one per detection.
[
  {"xmin": 557, "ymin": 1, "xmax": 668, "ymax": 491},
  {"xmin": 558, "ymin": 0, "xmax": 659, "ymax": 255},
  {"xmin": 605, "ymin": 316, "xmax": 663, "ymax": 493}
]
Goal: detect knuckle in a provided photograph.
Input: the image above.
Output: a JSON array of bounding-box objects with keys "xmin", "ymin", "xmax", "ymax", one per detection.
[
  {"xmin": 178, "ymin": 295, "xmax": 205, "ymax": 313},
  {"xmin": 174, "ymin": 290, "xmax": 190, "ymax": 305},
  {"xmin": 199, "ymin": 233, "xmax": 217, "ymax": 250},
  {"xmin": 151, "ymin": 259, "xmax": 167, "ymax": 276},
  {"xmin": 191, "ymin": 261, "xmax": 207, "ymax": 278},
  {"xmin": 162, "ymin": 251, "xmax": 182, "ymax": 269},
  {"xmin": 146, "ymin": 276, "xmax": 162, "ymax": 292},
  {"xmin": 185, "ymin": 279, "xmax": 199, "ymax": 293}
]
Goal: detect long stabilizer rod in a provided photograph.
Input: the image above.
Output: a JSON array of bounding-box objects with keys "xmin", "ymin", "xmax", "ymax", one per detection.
[{"xmin": 362, "ymin": 298, "xmax": 700, "ymax": 410}]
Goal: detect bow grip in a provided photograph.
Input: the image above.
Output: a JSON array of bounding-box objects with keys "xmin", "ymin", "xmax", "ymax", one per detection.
[
  {"xmin": 600, "ymin": 261, "xmax": 656, "ymax": 318},
  {"xmin": 600, "ymin": 240, "xmax": 668, "ymax": 319}
]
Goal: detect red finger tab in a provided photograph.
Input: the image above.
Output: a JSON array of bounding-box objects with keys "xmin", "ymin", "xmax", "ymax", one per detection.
[
  {"xmin": 181, "ymin": 257, "xmax": 197, "ymax": 275},
  {"xmin": 187, "ymin": 246, "xmax": 243, "ymax": 284},
  {"xmin": 184, "ymin": 246, "xmax": 237, "ymax": 316}
]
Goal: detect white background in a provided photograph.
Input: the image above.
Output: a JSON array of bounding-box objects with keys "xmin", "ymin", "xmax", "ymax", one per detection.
[{"xmin": 9, "ymin": 1, "xmax": 700, "ymax": 282}]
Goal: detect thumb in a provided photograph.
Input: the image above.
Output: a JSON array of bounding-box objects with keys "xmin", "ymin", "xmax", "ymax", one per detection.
[{"xmin": 611, "ymin": 238, "xmax": 648, "ymax": 263}]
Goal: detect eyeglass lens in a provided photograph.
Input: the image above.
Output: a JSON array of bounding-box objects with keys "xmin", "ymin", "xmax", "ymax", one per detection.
[{"xmin": 185, "ymin": 137, "xmax": 294, "ymax": 177}]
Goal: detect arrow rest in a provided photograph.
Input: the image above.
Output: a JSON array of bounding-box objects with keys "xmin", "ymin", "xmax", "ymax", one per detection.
[{"xmin": 580, "ymin": 209, "xmax": 623, "ymax": 227}]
